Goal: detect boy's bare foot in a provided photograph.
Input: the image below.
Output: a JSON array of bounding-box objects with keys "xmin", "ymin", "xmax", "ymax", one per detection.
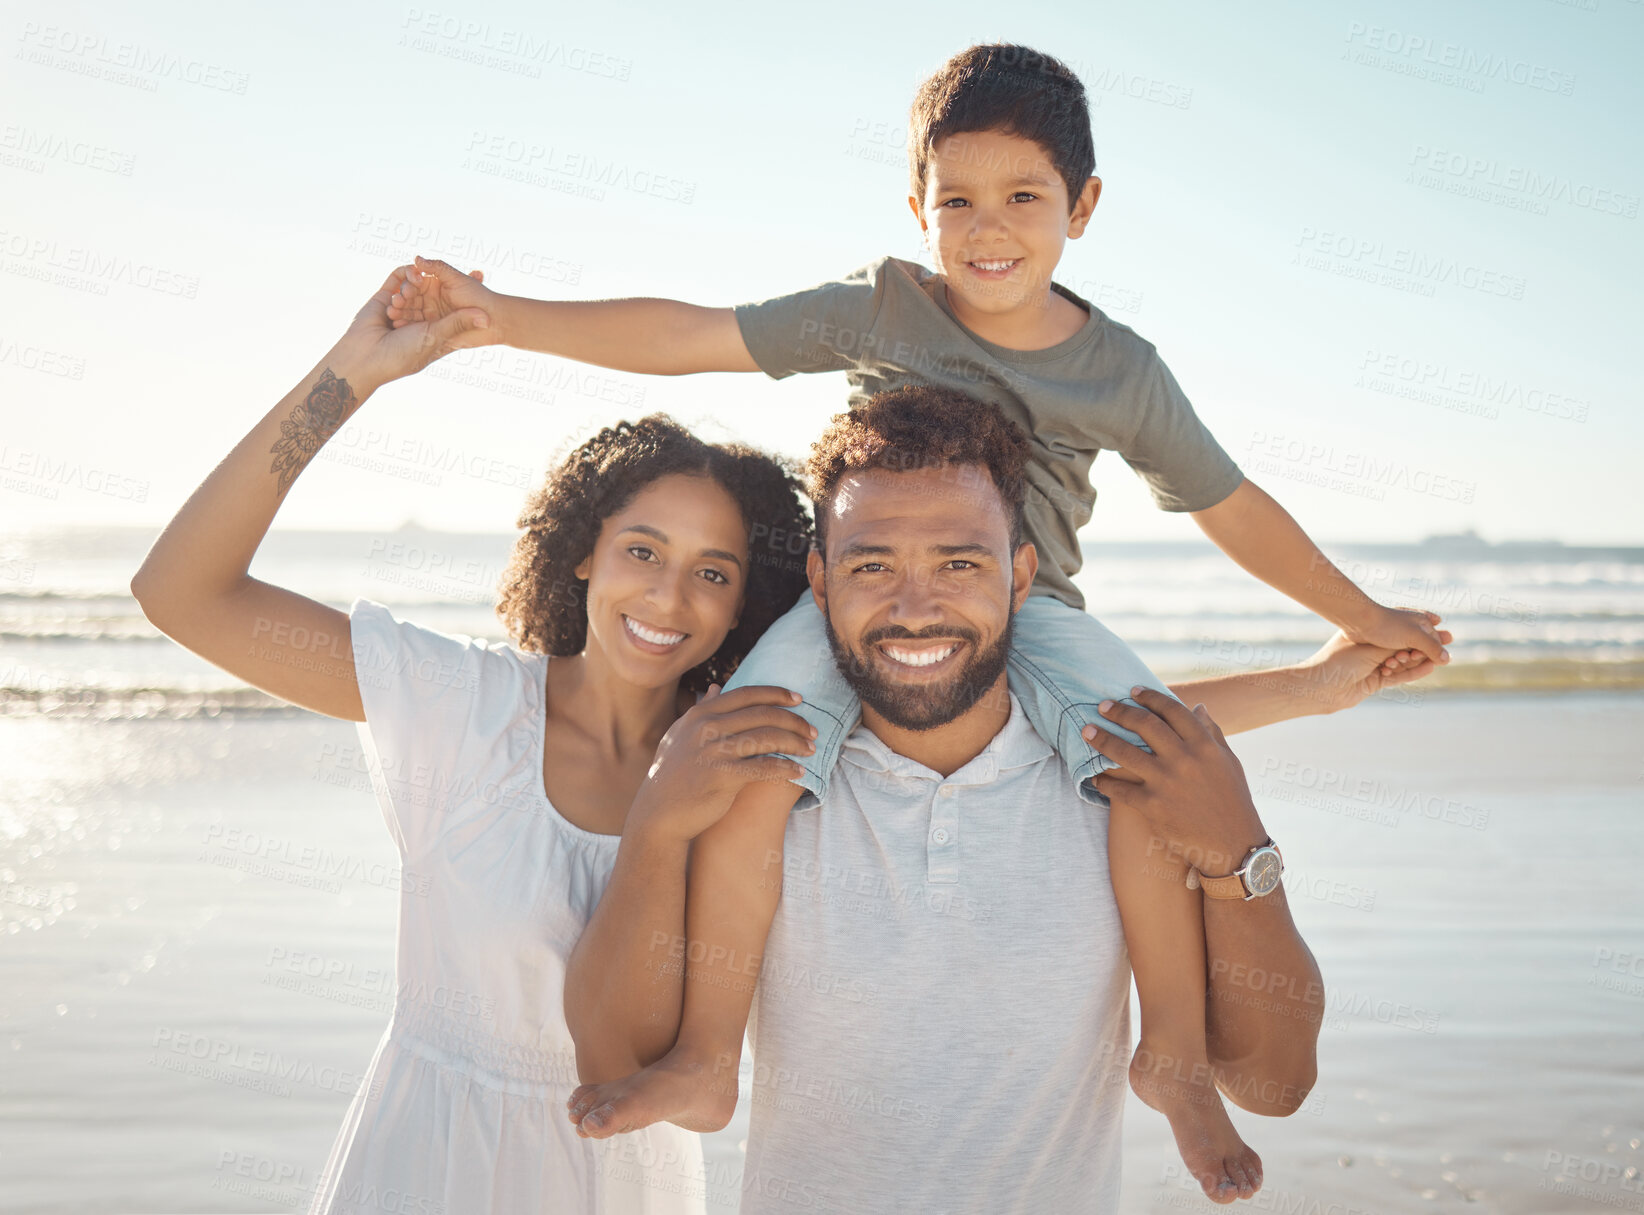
[
  {"xmin": 565, "ymin": 1044, "xmax": 740, "ymax": 1139},
  {"xmin": 1130, "ymin": 1040, "xmax": 1263, "ymax": 1203}
]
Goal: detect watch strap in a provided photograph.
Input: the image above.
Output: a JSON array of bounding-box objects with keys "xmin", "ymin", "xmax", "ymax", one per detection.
[
  {"xmin": 1193, "ymin": 868, "xmax": 1253, "ymax": 900},
  {"xmin": 1188, "ymin": 837, "xmax": 1278, "ymax": 901}
]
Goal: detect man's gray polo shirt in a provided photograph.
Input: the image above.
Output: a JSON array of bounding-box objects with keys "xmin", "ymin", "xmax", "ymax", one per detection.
[{"xmin": 743, "ymin": 694, "xmax": 1132, "ymax": 1213}]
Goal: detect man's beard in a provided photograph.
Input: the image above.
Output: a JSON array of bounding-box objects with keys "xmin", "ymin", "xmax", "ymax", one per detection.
[{"xmin": 824, "ymin": 612, "xmax": 1013, "ymax": 732}]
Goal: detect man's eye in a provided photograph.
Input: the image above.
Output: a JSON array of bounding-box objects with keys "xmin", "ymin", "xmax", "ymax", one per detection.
[
  {"xmin": 855, "ymin": 563, "xmax": 888, "ymax": 573},
  {"xmin": 947, "ymin": 560, "xmax": 977, "ymax": 571}
]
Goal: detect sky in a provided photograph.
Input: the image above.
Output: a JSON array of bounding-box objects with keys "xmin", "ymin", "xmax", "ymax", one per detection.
[{"xmin": 2, "ymin": 0, "xmax": 1640, "ymax": 543}]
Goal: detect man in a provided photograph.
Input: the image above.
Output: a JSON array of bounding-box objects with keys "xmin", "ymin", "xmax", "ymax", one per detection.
[{"xmin": 567, "ymin": 386, "xmax": 1421, "ymax": 1211}]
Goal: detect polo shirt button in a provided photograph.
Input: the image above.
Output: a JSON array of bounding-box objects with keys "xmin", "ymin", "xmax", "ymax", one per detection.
[
  {"xmin": 939, "ymin": 787, "xmax": 955, "ymax": 798},
  {"xmin": 932, "ymin": 828, "xmax": 951, "ymax": 845}
]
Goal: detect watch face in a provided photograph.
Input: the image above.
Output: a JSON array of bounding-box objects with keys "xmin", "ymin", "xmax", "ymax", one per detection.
[{"xmin": 1247, "ymin": 849, "xmax": 1283, "ymax": 896}]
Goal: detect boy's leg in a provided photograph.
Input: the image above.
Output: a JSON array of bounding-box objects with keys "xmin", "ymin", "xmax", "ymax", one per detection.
[
  {"xmin": 1109, "ymin": 804, "xmax": 1262, "ymax": 1203},
  {"xmin": 1009, "ymin": 597, "xmax": 1260, "ymax": 1201},
  {"xmin": 567, "ymin": 595, "xmax": 858, "ymax": 1138},
  {"xmin": 1005, "ymin": 594, "xmax": 1167, "ymax": 804},
  {"xmin": 568, "ymin": 783, "xmax": 797, "ymax": 1138},
  {"xmin": 723, "ymin": 592, "xmax": 859, "ymax": 808}
]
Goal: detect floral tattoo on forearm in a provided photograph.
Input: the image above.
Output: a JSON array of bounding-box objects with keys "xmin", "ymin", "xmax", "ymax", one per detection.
[{"xmin": 269, "ymin": 368, "xmax": 356, "ymax": 498}]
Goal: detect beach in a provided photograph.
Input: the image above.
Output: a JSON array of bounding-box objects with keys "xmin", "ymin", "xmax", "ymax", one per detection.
[
  {"xmin": 2, "ymin": 528, "xmax": 1642, "ymax": 1212},
  {"xmin": 4, "ymin": 695, "xmax": 1641, "ymax": 1212}
]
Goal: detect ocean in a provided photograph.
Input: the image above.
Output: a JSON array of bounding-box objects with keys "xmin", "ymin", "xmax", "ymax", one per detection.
[
  {"xmin": 2, "ymin": 526, "xmax": 1641, "ymax": 1213},
  {"xmin": 4, "ymin": 526, "xmax": 1642, "ymax": 716}
]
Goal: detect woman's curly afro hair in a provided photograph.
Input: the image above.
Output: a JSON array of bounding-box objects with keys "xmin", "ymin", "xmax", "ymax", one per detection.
[{"xmin": 496, "ymin": 414, "xmax": 813, "ymax": 694}]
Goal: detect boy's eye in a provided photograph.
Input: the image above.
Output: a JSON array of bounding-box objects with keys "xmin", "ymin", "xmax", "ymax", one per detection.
[
  {"xmin": 938, "ymin": 197, "xmax": 968, "ymax": 209},
  {"xmin": 1011, "ymin": 191, "xmax": 1037, "ymax": 203}
]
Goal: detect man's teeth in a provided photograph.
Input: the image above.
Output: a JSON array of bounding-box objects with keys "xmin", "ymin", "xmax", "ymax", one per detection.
[
  {"xmin": 883, "ymin": 643, "xmax": 958, "ymax": 668},
  {"xmin": 971, "ymin": 259, "xmax": 1018, "ymax": 271},
  {"xmin": 626, "ymin": 616, "xmax": 686, "ymax": 646}
]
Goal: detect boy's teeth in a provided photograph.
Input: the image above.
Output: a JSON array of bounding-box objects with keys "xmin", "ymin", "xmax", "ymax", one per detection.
[
  {"xmin": 626, "ymin": 616, "xmax": 685, "ymax": 645},
  {"xmin": 972, "ymin": 259, "xmax": 1016, "ymax": 271},
  {"xmin": 884, "ymin": 643, "xmax": 958, "ymax": 668}
]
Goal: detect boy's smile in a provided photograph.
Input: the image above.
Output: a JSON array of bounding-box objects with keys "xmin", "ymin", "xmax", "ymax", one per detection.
[{"xmin": 908, "ymin": 127, "xmax": 1100, "ymax": 351}]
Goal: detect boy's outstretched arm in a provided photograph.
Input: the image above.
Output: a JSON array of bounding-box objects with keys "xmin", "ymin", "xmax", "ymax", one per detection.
[
  {"xmin": 1190, "ymin": 479, "xmax": 1451, "ymax": 667},
  {"xmin": 387, "ymin": 255, "xmax": 760, "ymax": 375}
]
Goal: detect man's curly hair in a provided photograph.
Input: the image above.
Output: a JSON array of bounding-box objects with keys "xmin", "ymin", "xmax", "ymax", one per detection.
[
  {"xmin": 807, "ymin": 386, "xmax": 1031, "ymax": 552},
  {"xmin": 496, "ymin": 414, "xmax": 812, "ymax": 694}
]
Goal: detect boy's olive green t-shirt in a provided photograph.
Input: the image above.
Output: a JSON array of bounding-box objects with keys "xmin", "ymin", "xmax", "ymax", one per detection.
[{"xmin": 734, "ymin": 255, "xmax": 1244, "ymax": 611}]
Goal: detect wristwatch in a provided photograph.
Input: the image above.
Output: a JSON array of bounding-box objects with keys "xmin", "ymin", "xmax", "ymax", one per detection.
[{"xmin": 1187, "ymin": 838, "xmax": 1284, "ymax": 901}]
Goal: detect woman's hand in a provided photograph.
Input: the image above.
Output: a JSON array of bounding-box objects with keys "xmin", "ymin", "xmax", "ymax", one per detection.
[
  {"xmin": 387, "ymin": 255, "xmax": 506, "ymax": 349},
  {"xmin": 629, "ymin": 685, "xmax": 816, "ymax": 843},
  {"xmin": 330, "ymin": 264, "xmax": 492, "ymax": 393}
]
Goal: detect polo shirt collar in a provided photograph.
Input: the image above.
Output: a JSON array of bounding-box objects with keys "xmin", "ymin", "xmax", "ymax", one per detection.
[{"xmin": 840, "ymin": 692, "xmax": 1052, "ymax": 787}]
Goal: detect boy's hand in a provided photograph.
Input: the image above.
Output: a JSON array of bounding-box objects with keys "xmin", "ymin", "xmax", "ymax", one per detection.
[
  {"xmin": 1294, "ymin": 626, "xmax": 1452, "ymax": 715},
  {"xmin": 387, "ymin": 255, "xmax": 501, "ymax": 350},
  {"xmin": 1344, "ymin": 604, "xmax": 1450, "ymax": 666},
  {"xmin": 331, "ymin": 265, "xmax": 491, "ymax": 391}
]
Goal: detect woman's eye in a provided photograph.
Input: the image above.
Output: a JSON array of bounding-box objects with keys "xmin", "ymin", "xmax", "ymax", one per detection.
[
  {"xmin": 700, "ymin": 568, "xmax": 731, "ymax": 585},
  {"xmin": 627, "ymin": 545, "xmax": 658, "ymax": 562}
]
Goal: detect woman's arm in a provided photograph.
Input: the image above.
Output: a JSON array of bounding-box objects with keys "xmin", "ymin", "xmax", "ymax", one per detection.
[{"xmin": 130, "ymin": 268, "xmax": 490, "ymax": 721}]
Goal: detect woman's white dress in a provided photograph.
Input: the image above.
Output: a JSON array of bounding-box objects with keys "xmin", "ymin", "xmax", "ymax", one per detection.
[{"xmin": 307, "ymin": 599, "xmax": 706, "ymax": 1215}]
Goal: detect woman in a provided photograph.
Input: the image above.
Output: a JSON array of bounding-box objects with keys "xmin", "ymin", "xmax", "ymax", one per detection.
[{"xmin": 130, "ymin": 268, "xmax": 815, "ymax": 1213}]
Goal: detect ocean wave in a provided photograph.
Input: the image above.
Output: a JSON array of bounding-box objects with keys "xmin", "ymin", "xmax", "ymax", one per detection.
[{"xmin": 5, "ymin": 658, "xmax": 1639, "ymax": 720}]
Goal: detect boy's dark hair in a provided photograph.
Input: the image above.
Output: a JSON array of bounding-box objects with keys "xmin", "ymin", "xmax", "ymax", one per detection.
[
  {"xmin": 908, "ymin": 43, "xmax": 1095, "ymax": 214},
  {"xmin": 497, "ymin": 414, "xmax": 813, "ymax": 694},
  {"xmin": 807, "ymin": 386, "xmax": 1031, "ymax": 553}
]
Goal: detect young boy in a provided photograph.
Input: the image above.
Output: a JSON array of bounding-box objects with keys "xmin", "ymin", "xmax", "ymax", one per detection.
[{"xmin": 388, "ymin": 43, "xmax": 1448, "ymax": 1202}]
